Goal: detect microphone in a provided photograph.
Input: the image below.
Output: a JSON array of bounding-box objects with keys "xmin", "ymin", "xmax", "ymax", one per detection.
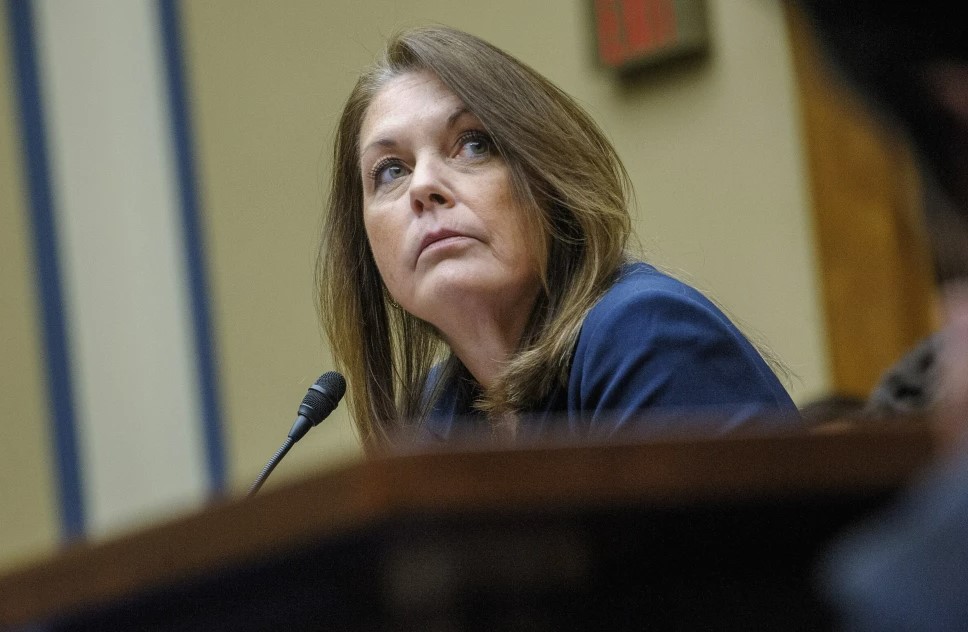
[{"xmin": 247, "ymin": 372, "xmax": 346, "ymax": 498}]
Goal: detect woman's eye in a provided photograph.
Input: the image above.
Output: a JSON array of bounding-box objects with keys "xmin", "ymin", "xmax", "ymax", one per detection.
[
  {"xmin": 370, "ymin": 159, "xmax": 408, "ymax": 187},
  {"xmin": 458, "ymin": 132, "xmax": 492, "ymax": 158}
]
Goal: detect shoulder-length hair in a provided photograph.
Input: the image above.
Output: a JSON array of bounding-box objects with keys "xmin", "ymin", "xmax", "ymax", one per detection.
[{"xmin": 317, "ymin": 25, "xmax": 632, "ymax": 450}]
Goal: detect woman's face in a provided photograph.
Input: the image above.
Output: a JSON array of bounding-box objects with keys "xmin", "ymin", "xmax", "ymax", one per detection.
[{"xmin": 359, "ymin": 71, "xmax": 541, "ymax": 333}]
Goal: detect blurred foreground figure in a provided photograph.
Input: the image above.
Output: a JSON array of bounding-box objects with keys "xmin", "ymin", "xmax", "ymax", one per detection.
[{"xmin": 792, "ymin": 1, "xmax": 968, "ymax": 629}]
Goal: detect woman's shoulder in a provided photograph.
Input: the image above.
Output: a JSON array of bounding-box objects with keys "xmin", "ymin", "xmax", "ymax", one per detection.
[
  {"xmin": 572, "ymin": 260, "xmax": 797, "ymax": 414},
  {"xmin": 586, "ymin": 261, "xmax": 732, "ymax": 332}
]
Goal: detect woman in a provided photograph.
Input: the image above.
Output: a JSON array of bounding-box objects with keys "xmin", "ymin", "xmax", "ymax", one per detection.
[{"xmin": 318, "ymin": 26, "xmax": 797, "ymax": 449}]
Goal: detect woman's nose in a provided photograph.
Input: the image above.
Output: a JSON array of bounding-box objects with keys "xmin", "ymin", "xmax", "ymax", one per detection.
[{"xmin": 409, "ymin": 158, "xmax": 454, "ymax": 213}]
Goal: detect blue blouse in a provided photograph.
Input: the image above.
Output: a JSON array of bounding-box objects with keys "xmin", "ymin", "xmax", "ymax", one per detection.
[{"xmin": 421, "ymin": 262, "xmax": 799, "ymax": 441}]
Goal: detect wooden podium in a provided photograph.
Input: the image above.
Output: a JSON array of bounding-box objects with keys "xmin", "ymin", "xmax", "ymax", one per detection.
[{"xmin": 0, "ymin": 422, "xmax": 935, "ymax": 630}]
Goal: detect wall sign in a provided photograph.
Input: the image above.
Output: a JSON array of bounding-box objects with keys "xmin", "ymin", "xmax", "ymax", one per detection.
[{"xmin": 593, "ymin": 0, "xmax": 709, "ymax": 71}]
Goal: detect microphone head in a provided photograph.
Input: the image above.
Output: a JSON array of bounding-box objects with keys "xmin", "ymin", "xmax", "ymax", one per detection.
[{"xmin": 297, "ymin": 371, "xmax": 346, "ymax": 426}]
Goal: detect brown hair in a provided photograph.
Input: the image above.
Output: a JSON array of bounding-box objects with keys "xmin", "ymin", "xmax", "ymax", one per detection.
[{"xmin": 317, "ymin": 25, "xmax": 632, "ymax": 449}]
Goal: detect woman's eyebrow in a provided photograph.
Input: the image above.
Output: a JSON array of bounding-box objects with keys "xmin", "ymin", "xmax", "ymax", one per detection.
[
  {"xmin": 360, "ymin": 137, "xmax": 398, "ymax": 158},
  {"xmin": 361, "ymin": 106, "xmax": 474, "ymax": 157},
  {"xmin": 446, "ymin": 106, "xmax": 472, "ymax": 129}
]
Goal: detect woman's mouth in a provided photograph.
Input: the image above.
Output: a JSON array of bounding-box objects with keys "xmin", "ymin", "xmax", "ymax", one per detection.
[{"xmin": 418, "ymin": 229, "xmax": 472, "ymax": 258}]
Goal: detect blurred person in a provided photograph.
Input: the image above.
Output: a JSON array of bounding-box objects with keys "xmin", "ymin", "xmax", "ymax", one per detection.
[
  {"xmin": 865, "ymin": 333, "xmax": 941, "ymax": 419},
  {"xmin": 316, "ymin": 26, "xmax": 798, "ymax": 450},
  {"xmin": 791, "ymin": 1, "xmax": 968, "ymax": 629}
]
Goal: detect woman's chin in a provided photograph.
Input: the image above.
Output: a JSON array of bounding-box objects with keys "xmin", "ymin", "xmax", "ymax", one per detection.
[
  {"xmin": 417, "ymin": 259, "xmax": 495, "ymax": 292},
  {"xmin": 415, "ymin": 272, "xmax": 494, "ymax": 309},
  {"xmin": 408, "ymin": 264, "xmax": 539, "ymax": 323}
]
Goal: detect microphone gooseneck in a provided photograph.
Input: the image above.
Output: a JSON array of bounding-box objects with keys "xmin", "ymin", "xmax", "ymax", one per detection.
[{"xmin": 247, "ymin": 372, "xmax": 346, "ymax": 498}]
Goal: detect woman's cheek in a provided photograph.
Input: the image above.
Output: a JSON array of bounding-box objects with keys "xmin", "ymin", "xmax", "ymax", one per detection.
[{"xmin": 368, "ymin": 224, "xmax": 408, "ymax": 293}]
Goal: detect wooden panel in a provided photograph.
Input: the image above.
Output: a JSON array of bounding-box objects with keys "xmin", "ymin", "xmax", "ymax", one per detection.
[
  {"xmin": 784, "ymin": 6, "xmax": 939, "ymax": 398},
  {"xmin": 0, "ymin": 422, "xmax": 936, "ymax": 628}
]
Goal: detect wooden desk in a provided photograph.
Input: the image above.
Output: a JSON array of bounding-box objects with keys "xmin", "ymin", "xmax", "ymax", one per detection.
[{"xmin": 0, "ymin": 422, "xmax": 936, "ymax": 630}]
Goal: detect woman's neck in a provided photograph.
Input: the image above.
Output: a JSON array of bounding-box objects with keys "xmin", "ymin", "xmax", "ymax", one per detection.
[{"xmin": 436, "ymin": 295, "xmax": 537, "ymax": 391}]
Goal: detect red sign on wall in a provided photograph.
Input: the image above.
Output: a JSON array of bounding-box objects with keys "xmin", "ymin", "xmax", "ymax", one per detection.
[{"xmin": 594, "ymin": 0, "xmax": 708, "ymax": 71}]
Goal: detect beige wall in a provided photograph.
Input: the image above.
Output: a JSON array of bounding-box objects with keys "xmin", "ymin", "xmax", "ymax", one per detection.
[
  {"xmin": 0, "ymin": 9, "xmax": 60, "ymax": 571},
  {"xmin": 0, "ymin": 0, "xmax": 828, "ymax": 571}
]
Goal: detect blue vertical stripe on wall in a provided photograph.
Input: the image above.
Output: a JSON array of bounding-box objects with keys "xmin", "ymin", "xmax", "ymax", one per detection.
[
  {"xmin": 6, "ymin": 0, "xmax": 86, "ymax": 540},
  {"xmin": 158, "ymin": 0, "xmax": 227, "ymax": 493}
]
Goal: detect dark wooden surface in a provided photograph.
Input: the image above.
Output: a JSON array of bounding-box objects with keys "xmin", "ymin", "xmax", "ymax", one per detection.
[{"xmin": 0, "ymin": 421, "xmax": 937, "ymax": 630}]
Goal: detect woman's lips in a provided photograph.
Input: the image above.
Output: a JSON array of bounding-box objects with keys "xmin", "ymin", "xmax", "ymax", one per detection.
[{"xmin": 418, "ymin": 229, "xmax": 472, "ymax": 258}]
